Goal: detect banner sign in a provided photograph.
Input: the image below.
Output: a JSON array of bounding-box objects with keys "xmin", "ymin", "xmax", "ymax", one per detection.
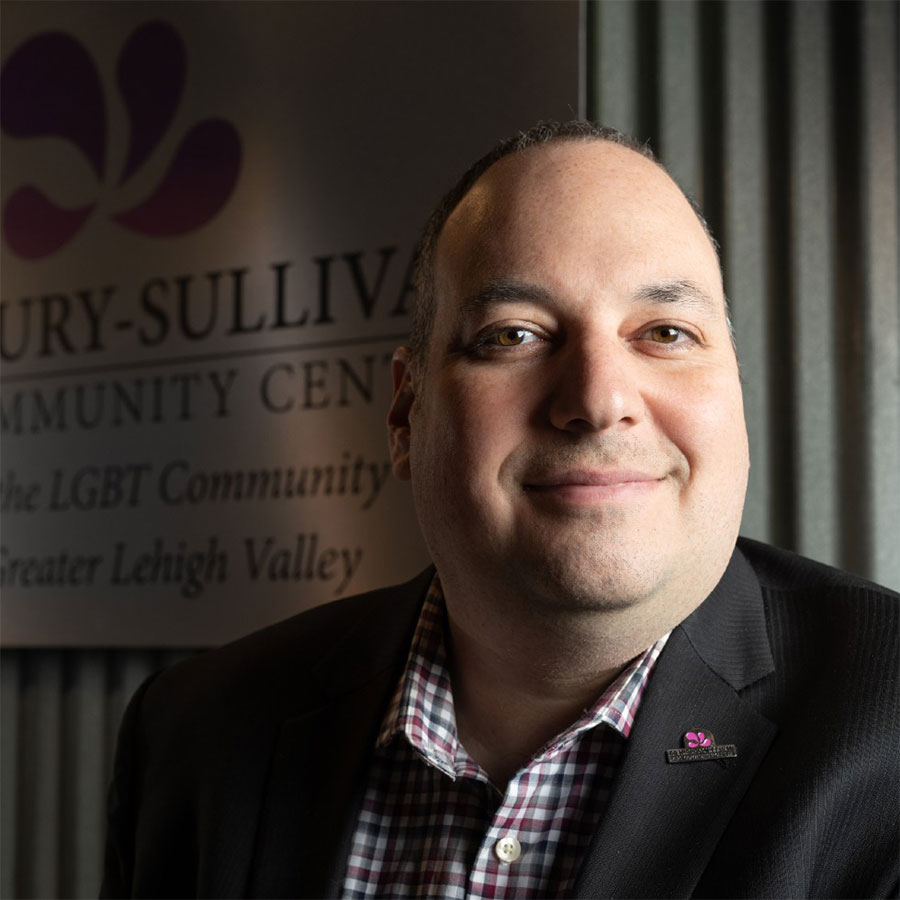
[{"xmin": 0, "ymin": 1, "xmax": 578, "ymax": 646}]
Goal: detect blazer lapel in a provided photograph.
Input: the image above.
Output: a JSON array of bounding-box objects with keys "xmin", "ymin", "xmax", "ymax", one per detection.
[
  {"xmin": 574, "ymin": 549, "xmax": 778, "ymax": 899},
  {"xmin": 247, "ymin": 677, "xmax": 394, "ymax": 898},
  {"xmin": 246, "ymin": 569, "xmax": 433, "ymax": 899}
]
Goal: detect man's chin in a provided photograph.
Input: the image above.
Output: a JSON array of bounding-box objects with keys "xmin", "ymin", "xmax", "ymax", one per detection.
[{"xmin": 500, "ymin": 543, "xmax": 671, "ymax": 615}]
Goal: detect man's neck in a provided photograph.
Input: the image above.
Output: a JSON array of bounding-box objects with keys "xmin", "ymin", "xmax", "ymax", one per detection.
[
  {"xmin": 446, "ymin": 622, "xmax": 623, "ymax": 786},
  {"xmin": 443, "ymin": 594, "xmax": 665, "ymax": 788}
]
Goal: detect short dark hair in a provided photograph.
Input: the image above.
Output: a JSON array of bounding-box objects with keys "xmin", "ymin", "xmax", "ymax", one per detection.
[{"xmin": 409, "ymin": 119, "xmax": 726, "ymax": 359}]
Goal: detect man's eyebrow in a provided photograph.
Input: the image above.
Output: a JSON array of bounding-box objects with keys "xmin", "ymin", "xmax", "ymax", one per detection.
[
  {"xmin": 460, "ymin": 278, "xmax": 721, "ymax": 317},
  {"xmin": 633, "ymin": 280, "xmax": 719, "ymax": 316},
  {"xmin": 461, "ymin": 280, "xmax": 556, "ymax": 311}
]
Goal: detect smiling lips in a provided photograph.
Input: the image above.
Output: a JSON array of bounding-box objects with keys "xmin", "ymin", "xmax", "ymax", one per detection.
[{"xmin": 523, "ymin": 469, "xmax": 664, "ymax": 503}]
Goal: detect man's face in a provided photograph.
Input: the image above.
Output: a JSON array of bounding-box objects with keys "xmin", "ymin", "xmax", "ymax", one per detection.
[{"xmin": 390, "ymin": 140, "xmax": 749, "ymax": 615}]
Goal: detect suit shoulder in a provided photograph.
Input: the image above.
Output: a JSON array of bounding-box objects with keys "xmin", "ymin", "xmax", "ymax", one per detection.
[
  {"xmin": 139, "ymin": 568, "xmax": 432, "ymax": 727},
  {"xmin": 736, "ymin": 538, "xmax": 897, "ymax": 690},
  {"xmin": 737, "ymin": 536, "xmax": 899, "ymax": 603}
]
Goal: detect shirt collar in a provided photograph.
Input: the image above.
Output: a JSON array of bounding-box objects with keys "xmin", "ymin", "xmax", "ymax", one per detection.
[{"xmin": 377, "ymin": 574, "xmax": 669, "ymax": 779}]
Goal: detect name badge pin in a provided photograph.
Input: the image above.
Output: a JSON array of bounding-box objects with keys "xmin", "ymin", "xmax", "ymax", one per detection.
[{"xmin": 666, "ymin": 729, "xmax": 737, "ymax": 764}]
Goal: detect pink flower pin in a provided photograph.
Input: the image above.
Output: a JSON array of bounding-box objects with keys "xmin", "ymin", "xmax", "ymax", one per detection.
[{"xmin": 685, "ymin": 731, "xmax": 713, "ymax": 748}]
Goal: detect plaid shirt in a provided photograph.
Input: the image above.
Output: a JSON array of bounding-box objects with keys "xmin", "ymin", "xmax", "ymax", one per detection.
[{"xmin": 343, "ymin": 576, "xmax": 668, "ymax": 899}]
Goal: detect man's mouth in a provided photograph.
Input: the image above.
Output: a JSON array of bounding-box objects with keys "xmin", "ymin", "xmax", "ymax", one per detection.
[{"xmin": 523, "ymin": 469, "xmax": 664, "ymax": 503}]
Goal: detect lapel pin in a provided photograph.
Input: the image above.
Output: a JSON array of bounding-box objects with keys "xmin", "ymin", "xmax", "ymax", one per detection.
[{"xmin": 666, "ymin": 730, "xmax": 737, "ymax": 764}]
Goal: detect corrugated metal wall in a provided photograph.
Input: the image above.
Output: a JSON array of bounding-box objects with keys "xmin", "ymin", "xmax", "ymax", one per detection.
[
  {"xmin": 2, "ymin": 1, "xmax": 897, "ymax": 897},
  {"xmin": 587, "ymin": 0, "xmax": 899, "ymax": 587},
  {"xmin": 1, "ymin": 651, "xmax": 194, "ymax": 899}
]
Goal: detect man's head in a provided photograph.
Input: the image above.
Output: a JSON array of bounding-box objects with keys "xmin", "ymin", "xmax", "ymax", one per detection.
[
  {"xmin": 388, "ymin": 122, "xmax": 749, "ymax": 634},
  {"xmin": 409, "ymin": 121, "xmax": 728, "ymax": 363}
]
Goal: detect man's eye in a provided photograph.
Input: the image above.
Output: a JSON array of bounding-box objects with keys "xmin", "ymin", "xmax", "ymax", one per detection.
[
  {"xmin": 646, "ymin": 325, "xmax": 694, "ymax": 345},
  {"xmin": 492, "ymin": 327, "xmax": 539, "ymax": 347}
]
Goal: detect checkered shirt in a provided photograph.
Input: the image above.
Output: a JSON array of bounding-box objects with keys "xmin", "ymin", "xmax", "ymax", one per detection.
[{"xmin": 342, "ymin": 576, "xmax": 668, "ymax": 899}]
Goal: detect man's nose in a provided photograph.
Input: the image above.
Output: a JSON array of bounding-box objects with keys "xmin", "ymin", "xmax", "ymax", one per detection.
[{"xmin": 546, "ymin": 337, "xmax": 646, "ymax": 434}]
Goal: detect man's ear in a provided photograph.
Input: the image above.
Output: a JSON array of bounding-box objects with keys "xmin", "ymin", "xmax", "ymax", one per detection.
[{"xmin": 387, "ymin": 347, "xmax": 415, "ymax": 481}]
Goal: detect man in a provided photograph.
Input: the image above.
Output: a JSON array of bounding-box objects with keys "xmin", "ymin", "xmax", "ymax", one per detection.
[{"xmin": 102, "ymin": 122, "xmax": 898, "ymax": 899}]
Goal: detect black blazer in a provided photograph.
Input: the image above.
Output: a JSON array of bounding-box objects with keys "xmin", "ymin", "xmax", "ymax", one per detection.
[{"xmin": 102, "ymin": 538, "xmax": 899, "ymax": 898}]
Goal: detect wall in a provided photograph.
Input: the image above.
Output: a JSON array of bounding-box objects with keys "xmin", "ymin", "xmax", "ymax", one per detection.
[
  {"xmin": 0, "ymin": 0, "xmax": 577, "ymax": 647},
  {"xmin": 2, "ymin": 1, "xmax": 897, "ymax": 897},
  {"xmin": 588, "ymin": 0, "xmax": 898, "ymax": 588}
]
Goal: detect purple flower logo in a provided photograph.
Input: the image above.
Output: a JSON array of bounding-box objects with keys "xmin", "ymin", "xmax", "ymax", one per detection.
[
  {"xmin": 1, "ymin": 21, "xmax": 241, "ymax": 259},
  {"xmin": 685, "ymin": 731, "xmax": 713, "ymax": 748}
]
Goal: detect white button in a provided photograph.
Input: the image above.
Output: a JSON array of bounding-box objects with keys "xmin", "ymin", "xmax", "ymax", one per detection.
[{"xmin": 494, "ymin": 835, "xmax": 522, "ymax": 863}]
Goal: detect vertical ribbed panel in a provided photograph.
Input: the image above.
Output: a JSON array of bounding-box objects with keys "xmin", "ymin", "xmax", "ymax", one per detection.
[
  {"xmin": 589, "ymin": 0, "xmax": 639, "ymax": 137},
  {"xmin": 1, "ymin": 650, "xmax": 193, "ymax": 898},
  {"xmin": 589, "ymin": 0, "xmax": 899, "ymax": 589},
  {"xmin": 791, "ymin": 1, "xmax": 839, "ymax": 567},
  {"xmin": 3, "ymin": 3, "xmax": 897, "ymax": 897},
  {"xmin": 860, "ymin": 1, "xmax": 900, "ymax": 589},
  {"xmin": 658, "ymin": 0, "xmax": 701, "ymax": 199},
  {"xmin": 21, "ymin": 652, "xmax": 63, "ymax": 899},
  {"xmin": 1, "ymin": 654, "xmax": 21, "ymax": 900},
  {"xmin": 63, "ymin": 653, "xmax": 106, "ymax": 899},
  {"xmin": 723, "ymin": 0, "xmax": 770, "ymax": 543}
]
